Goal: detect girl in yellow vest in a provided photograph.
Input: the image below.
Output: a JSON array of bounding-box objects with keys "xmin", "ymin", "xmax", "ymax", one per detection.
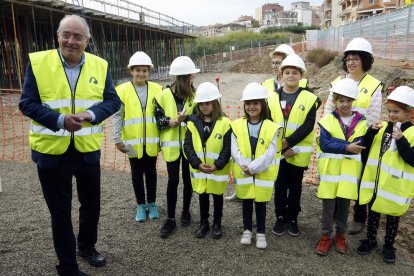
[
  {"xmin": 356, "ymin": 86, "xmax": 414, "ymax": 264},
  {"xmin": 232, "ymin": 82, "xmax": 282, "ymax": 249},
  {"xmin": 155, "ymin": 56, "xmax": 200, "ymax": 238},
  {"xmin": 183, "ymin": 82, "xmax": 232, "ymax": 239},
  {"xmin": 324, "ymin": 38, "xmax": 383, "ymax": 235},
  {"xmin": 113, "ymin": 51, "xmax": 162, "ymax": 222},
  {"xmin": 314, "ymin": 79, "xmax": 367, "ymax": 256},
  {"xmin": 268, "ymin": 54, "xmax": 321, "ymax": 237}
]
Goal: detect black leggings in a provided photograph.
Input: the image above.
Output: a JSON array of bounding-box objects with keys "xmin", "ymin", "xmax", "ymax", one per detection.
[
  {"xmin": 242, "ymin": 199, "xmax": 266, "ymax": 234},
  {"xmin": 129, "ymin": 152, "xmax": 157, "ymax": 205}
]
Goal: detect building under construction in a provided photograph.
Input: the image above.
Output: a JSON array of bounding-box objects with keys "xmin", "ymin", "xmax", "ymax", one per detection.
[{"xmin": 0, "ymin": 0, "xmax": 197, "ymax": 90}]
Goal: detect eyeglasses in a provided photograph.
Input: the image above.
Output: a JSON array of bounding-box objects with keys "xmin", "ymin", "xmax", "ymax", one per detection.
[{"xmin": 345, "ymin": 57, "xmax": 360, "ymax": 64}]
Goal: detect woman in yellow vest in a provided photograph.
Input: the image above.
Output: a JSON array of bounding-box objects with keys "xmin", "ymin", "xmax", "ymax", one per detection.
[
  {"xmin": 183, "ymin": 82, "xmax": 231, "ymax": 239},
  {"xmin": 113, "ymin": 51, "xmax": 162, "ymax": 222},
  {"xmin": 155, "ymin": 56, "xmax": 200, "ymax": 238},
  {"xmin": 268, "ymin": 54, "xmax": 321, "ymax": 237},
  {"xmin": 314, "ymin": 79, "xmax": 367, "ymax": 256},
  {"xmin": 324, "ymin": 38, "xmax": 383, "ymax": 235},
  {"xmin": 232, "ymin": 82, "xmax": 282, "ymax": 250},
  {"xmin": 356, "ymin": 86, "xmax": 414, "ymax": 264}
]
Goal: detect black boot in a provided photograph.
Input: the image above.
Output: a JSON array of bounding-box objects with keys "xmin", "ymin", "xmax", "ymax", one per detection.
[
  {"xmin": 212, "ymin": 223, "xmax": 222, "ymax": 239},
  {"xmin": 195, "ymin": 219, "xmax": 210, "ymax": 238}
]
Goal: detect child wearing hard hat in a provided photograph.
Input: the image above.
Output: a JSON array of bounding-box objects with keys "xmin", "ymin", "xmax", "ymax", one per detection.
[
  {"xmin": 231, "ymin": 82, "xmax": 282, "ymax": 249},
  {"xmin": 314, "ymin": 78, "xmax": 367, "ymax": 256},
  {"xmin": 155, "ymin": 56, "xmax": 200, "ymax": 238},
  {"xmin": 183, "ymin": 82, "xmax": 232, "ymax": 239},
  {"xmin": 324, "ymin": 38, "xmax": 384, "ymax": 235},
  {"xmin": 356, "ymin": 86, "xmax": 414, "ymax": 264},
  {"xmin": 267, "ymin": 54, "xmax": 321, "ymax": 237},
  {"xmin": 262, "ymin": 44, "xmax": 309, "ymax": 95},
  {"xmin": 113, "ymin": 51, "xmax": 163, "ymax": 223}
]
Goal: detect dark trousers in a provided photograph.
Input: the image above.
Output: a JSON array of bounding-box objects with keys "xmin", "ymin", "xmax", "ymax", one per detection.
[
  {"xmin": 274, "ymin": 159, "xmax": 304, "ymax": 221},
  {"xmin": 129, "ymin": 152, "xmax": 157, "ymax": 205},
  {"xmin": 242, "ymin": 199, "xmax": 266, "ymax": 234},
  {"xmin": 199, "ymin": 193, "xmax": 223, "ymax": 225},
  {"xmin": 353, "ymin": 200, "xmax": 367, "ymax": 224},
  {"xmin": 166, "ymin": 153, "xmax": 192, "ymax": 219},
  {"xmin": 37, "ymin": 150, "xmax": 101, "ymax": 272}
]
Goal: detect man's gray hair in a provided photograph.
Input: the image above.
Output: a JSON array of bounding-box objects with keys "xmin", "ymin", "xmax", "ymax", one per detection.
[{"xmin": 57, "ymin": 14, "xmax": 91, "ymax": 39}]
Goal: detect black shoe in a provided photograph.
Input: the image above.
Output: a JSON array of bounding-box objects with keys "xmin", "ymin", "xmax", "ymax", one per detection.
[
  {"xmin": 356, "ymin": 239, "xmax": 378, "ymax": 255},
  {"xmin": 195, "ymin": 220, "xmax": 210, "ymax": 238},
  {"xmin": 181, "ymin": 211, "xmax": 192, "ymax": 227},
  {"xmin": 383, "ymin": 244, "xmax": 396, "ymax": 264},
  {"xmin": 272, "ymin": 216, "xmax": 286, "ymax": 236},
  {"xmin": 56, "ymin": 266, "xmax": 91, "ymax": 276},
  {"xmin": 212, "ymin": 223, "xmax": 222, "ymax": 239},
  {"xmin": 160, "ymin": 219, "xmax": 177, "ymax": 238},
  {"xmin": 77, "ymin": 247, "xmax": 106, "ymax": 268},
  {"xmin": 286, "ymin": 220, "xmax": 300, "ymax": 236}
]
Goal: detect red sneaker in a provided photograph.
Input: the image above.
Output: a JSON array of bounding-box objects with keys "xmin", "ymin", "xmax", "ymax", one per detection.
[
  {"xmin": 334, "ymin": 233, "xmax": 348, "ymax": 254},
  {"xmin": 315, "ymin": 235, "xmax": 332, "ymax": 256}
]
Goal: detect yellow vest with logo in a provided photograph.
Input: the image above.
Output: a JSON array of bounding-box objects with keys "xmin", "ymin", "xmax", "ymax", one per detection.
[
  {"xmin": 316, "ymin": 114, "xmax": 367, "ymax": 199},
  {"xmin": 268, "ymin": 89, "xmax": 318, "ymax": 167},
  {"xmin": 231, "ymin": 118, "xmax": 281, "ymax": 202},
  {"xmin": 187, "ymin": 117, "xmax": 231, "ymax": 195},
  {"xmin": 29, "ymin": 50, "xmax": 107, "ymax": 155},
  {"xmin": 331, "ymin": 74, "xmax": 382, "ymax": 116},
  {"xmin": 156, "ymin": 88, "xmax": 195, "ymax": 162},
  {"xmin": 359, "ymin": 123, "xmax": 414, "ymax": 216},
  {"xmin": 116, "ymin": 81, "xmax": 162, "ymax": 158},
  {"xmin": 262, "ymin": 78, "xmax": 309, "ymax": 95}
]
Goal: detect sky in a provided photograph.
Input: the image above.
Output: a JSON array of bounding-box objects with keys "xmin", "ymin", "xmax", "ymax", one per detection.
[{"xmin": 137, "ymin": 0, "xmax": 323, "ymax": 26}]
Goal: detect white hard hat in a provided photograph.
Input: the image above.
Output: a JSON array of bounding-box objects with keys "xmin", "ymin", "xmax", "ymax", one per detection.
[
  {"xmin": 240, "ymin": 82, "xmax": 269, "ymax": 101},
  {"xmin": 387, "ymin": 86, "xmax": 414, "ymax": 108},
  {"xmin": 128, "ymin": 51, "xmax": 153, "ymax": 68},
  {"xmin": 344, "ymin": 37, "xmax": 373, "ymax": 55},
  {"xmin": 330, "ymin": 78, "xmax": 359, "ymax": 99},
  {"xmin": 169, "ymin": 56, "xmax": 200, "ymax": 76},
  {"xmin": 269, "ymin": 44, "xmax": 295, "ymax": 58},
  {"xmin": 280, "ymin": 54, "xmax": 306, "ymax": 73},
  {"xmin": 194, "ymin": 82, "xmax": 222, "ymax": 103}
]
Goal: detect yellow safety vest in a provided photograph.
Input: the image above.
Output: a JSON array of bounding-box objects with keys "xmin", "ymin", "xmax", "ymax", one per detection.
[
  {"xmin": 156, "ymin": 87, "xmax": 195, "ymax": 162},
  {"xmin": 268, "ymin": 89, "xmax": 319, "ymax": 167},
  {"xmin": 116, "ymin": 81, "xmax": 162, "ymax": 158},
  {"xmin": 29, "ymin": 50, "xmax": 107, "ymax": 155},
  {"xmin": 231, "ymin": 118, "xmax": 281, "ymax": 202},
  {"xmin": 316, "ymin": 114, "xmax": 367, "ymax": 199},
  {"xmin": 187, "ymin": 117, "xmax": 231, "ymax": 195},
  {"xmin": 262, "ymin": 78, "xmax": 309, "ymax": 95},
  {"xmin": 331, "ymin": 74, "xmax": 382, "ymax": 116},
  {"xmin": 359, "ymin": 123, "xmax": 414, "ymax": 216}
]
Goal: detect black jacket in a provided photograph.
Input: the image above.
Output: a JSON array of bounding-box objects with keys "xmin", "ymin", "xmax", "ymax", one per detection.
[{"xmin": 184, "ymin": 114, "xmax": 231, "ymax": 170}]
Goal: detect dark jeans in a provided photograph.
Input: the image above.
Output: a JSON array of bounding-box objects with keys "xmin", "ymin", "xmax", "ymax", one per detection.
[
  {"xmin": 166, "ymin": 153, "xmax": 192, "ymax": 219},
  {"xmin": 129, "ymin": 152, "xmax": 157, "ymax": 205},
  {"xmin": 353, "ymin": 200, "xmax": 367, "ymax": 224},
  {"xmin": 37, "ymin": 149, "xmax": 101, "ymax": 272},
  {"xmin": 199, "ymin": 193, "xmax": 223, "ymax": 224},
  {"xmin": 274, "ymin": 159, "xmax": 304, "ymax": 222},
  {"xmin": 242, "ymin": 199, "xmax": 266, "ymax": 234}
]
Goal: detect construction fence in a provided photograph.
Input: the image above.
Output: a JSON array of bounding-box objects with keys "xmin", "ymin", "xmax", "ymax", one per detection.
[
  {"xmin": 0, "ymin": 91, "xmax": 321, "ymax": 185},
  {"xmin": 306, "ymin": 5, "xmax": 414, "ymax": 62}
]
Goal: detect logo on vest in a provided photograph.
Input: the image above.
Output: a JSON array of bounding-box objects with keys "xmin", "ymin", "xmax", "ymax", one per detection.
[
  {"xmin": 89, "ymin": 77, "xmax": 98, "ymax": 84},
  {"xmin": 214, "ymin": 133, "xmax": 222, "ymax": 140},
  {"xmin": 259, "ymin": 138, "xmax": 265, "ymax": 145},
  {"xmin": 298, "ymin": 104, "xmax": 305, "ymax": 111},
  {"xmin": 361, "ymin": 87, "xmax": 368, "ymax": 94}
]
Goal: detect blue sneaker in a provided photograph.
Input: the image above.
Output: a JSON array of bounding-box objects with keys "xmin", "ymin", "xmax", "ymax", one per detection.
[
  {"xmin": 148, "ymin": 202, "xmax": 160, "ymax": 219},
  {"xmin": 135, "ymin": 204, "xmax": 147, "ymax": 222}
]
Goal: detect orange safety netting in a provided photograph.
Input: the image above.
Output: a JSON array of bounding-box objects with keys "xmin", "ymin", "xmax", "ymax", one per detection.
[{"xmin": 0, "ymin": 91, "xmax": 321, "ymax": 185}]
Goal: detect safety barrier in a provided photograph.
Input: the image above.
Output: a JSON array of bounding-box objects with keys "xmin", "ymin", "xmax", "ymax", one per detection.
[{"xmin": 1, "ymin": 91, "xmax": 322, "ymax": 185}]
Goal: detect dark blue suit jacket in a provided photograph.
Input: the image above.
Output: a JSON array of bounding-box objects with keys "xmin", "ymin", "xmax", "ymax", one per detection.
[{"xmin": 19, "ymin": 55, "xmax": 121, "ymax": 169}]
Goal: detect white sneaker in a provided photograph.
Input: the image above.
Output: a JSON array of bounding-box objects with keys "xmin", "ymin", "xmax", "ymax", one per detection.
[
  {"xmin": 256, "ymin": 233, "xmax": 267, "ymax": 249},
  {"xmin": 224, "ymin": 192, "xmax": 237, "ymax": 201},
  {"xmin": 240, "ymin": 230, "xmax": 252, "ymax": 245}
]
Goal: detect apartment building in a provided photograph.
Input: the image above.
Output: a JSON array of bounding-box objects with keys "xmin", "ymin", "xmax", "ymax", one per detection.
[
  {"xmin": 255, "ymin": 3, "xmax": 284, "ymax": 21},
  {"xmin": 321, "ymin": 0, "xmax": 342, "ymax": 28},
  {"xmin": 292, "ymin": 2, "xmax": 313, "ymax": 26}
]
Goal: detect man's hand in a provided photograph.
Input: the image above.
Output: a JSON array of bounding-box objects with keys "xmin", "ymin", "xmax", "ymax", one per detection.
[
  {"xmin": 283, "ymin": 148, "xmax": 295, "ymax": 159},
  {"xmin": 346, "ymin": 141, "xmax": 366, "ymax": 154},
  {"xmin": 115, "ymin": 142, "xmax": 127, "ymax": 153},
  {"xmin": 76, "ymin": 111, "xmax": 92, "ymax": 122},
  {"xmin": 64, "ymin": 114, "xmax": 83, "ymax": 131}
]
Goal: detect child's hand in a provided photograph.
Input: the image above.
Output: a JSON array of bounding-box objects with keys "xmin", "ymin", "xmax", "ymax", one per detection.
[
  {"xmin": 282, "ymin": 138, "xmax": 289, "ymax": 149},
  {"xmin": 115, "ymin": 142, "xmax": 127, "ymax": 153},
  {"xmin": 242, "ymin": 165, "xmax": 253, "ymax": 176},
  {"xmin": 169, "ymin": 118, "xmax": 180, "ymax": 128},
  {"xmin": 392, "ymin": 125, "xmax": 403, "ymax": 140},
  {"xmin": 346, "ymin": 141, "xmax": 366, "ymax": 154},
  {"xmin": 283, "ymin": 148, "xmax": 295, "ymax": 158},
  {"xmin": 199, "ymin": 163, "xmax": 211, "ymax": 173},
  {"xmin": 371, "ymin": 122, "xmax": 383, "ymax": 130}
]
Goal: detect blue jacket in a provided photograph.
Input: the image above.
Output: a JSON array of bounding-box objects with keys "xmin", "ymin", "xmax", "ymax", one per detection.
[{"xmin": 19, "ymin": 60, "xmax": 121, "ymax": 169}]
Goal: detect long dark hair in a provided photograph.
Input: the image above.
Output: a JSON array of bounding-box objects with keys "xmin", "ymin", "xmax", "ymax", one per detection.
[
  {"xmin": 342, "ymin": 51, "xmax": 374, "ymax": 73},
  {"xmin": 244, "ymin": 99, "xmax": 270, "ymax": 121},
  {"xmin": 172, "ymin": 75, "xmax": 195, "ymax": 100},
  {"xmin": 196, "ymin": 100, "xmax": 224, "ymax": 122}
]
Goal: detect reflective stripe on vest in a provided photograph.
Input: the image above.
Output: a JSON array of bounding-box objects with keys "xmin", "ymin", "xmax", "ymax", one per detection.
[
  {"xmin": 187, "ymin": 117, "xmax": 231, "ymax": 195},
  {"xmin": 28, "ymin": 50, "xmax": 106, "ymax": 154},
  {"xmin": 231, "ymin": 118, "xmax": 281, "ymax": 202},
  {"xmin": 156, "ymin": 87, "xmax": 195, "ymax": 162}
]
